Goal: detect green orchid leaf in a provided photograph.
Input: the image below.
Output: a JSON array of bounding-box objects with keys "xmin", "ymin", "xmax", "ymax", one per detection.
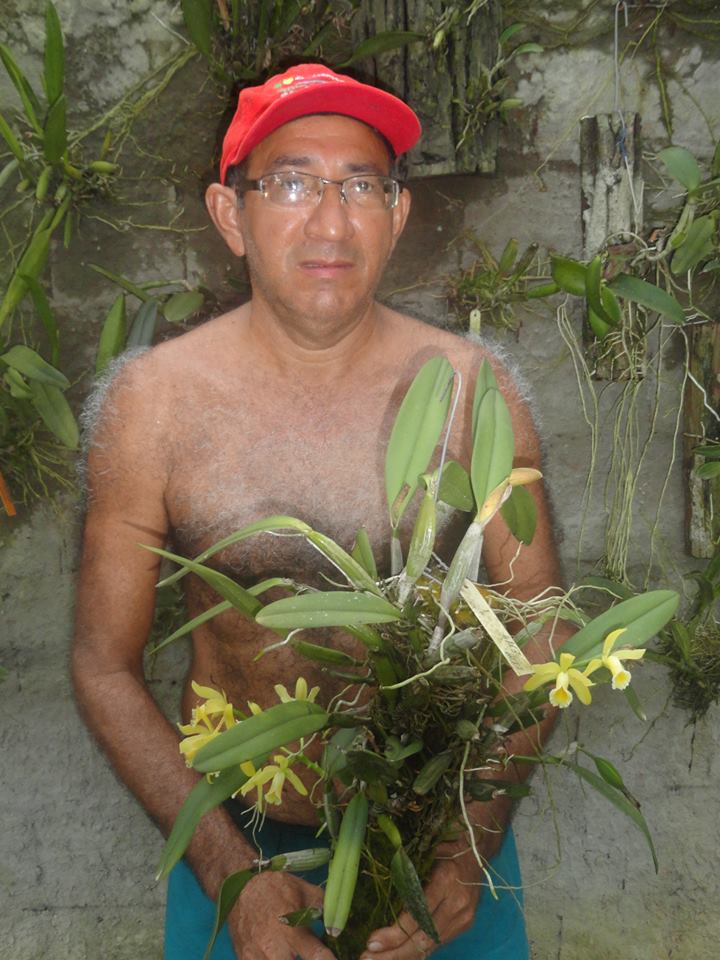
[
  {"xmin": 340, "ymin": 31, "xmax": 424, "ymax": 67},
  {"xmin": 470, "ymin": 388, "xmax": 513, "ymax": 514},
  {"xmin": 148, "ymin": 600, "xmax": 232, "ymax": 656},
  {"xmin": 587, "ymin": 307, "xmax": 612, "ymax": 341},
  {"xmin": 559, "ymin": 589, "xmax": 678, "ymax": 661},
  {"xmin": 579, "ymin": 576, "xmax": 633, "ymax": 600},
  {"xmin": 158, "ymin": 516, "xmax": 312, "ymax": 587},
  {"xmin": 22, "ymin": 275, "xmax": 59, "ymax": 365},
  {"xmin": 623, "ymin": 682, "xmax": 647, "ymax": 722},
  {"xmin": 0, "ymin": 111, "xmax": 25, "ymax": 161},
  {"xmin": 438, "ymin": 460, "xmax": 474, "ymax": 512},
  {"xmin": 29, "ymin": 381, "xmax": 78, "ymax": 448},
  {"xmin": 255, "ymin": 591, "xmax": 401, "ymax": 630},
  {"xmin": 385, "ymin": 356, "xmax": 454, "ymax": 527},
  {"xmin": 390, "ymin": 846, "xmax": 440, "ymax": 944},
  {"xmin": 43, "ymin": 93, "xmax": 66, "ymax": 163},
  {"xmin": 96, "ymin": 294, "xmax": 127, "ymax": 374},
  {"xmin": 499, "ymin": 22, "xmax": 526, "ymax": 46},
  {"xmin": 658, "ymin": 145, "xmax": 701, "ymax": 193},
  {"xmin": 609, "ymin": 274, "xmax": 685, "ymax": 325},
  {"xmin": 564, "ymin": 760, "xmax": 658, "ymax": 872},
  {"xmin": 163, "ymin": 290, "xmax": 205, "ymax": 324},
  {"xmin": 156, "ymin": 765, "xmax": 252, "ymax": 880},
  {"xmin": 696, "ymin": 461, "xmax": 720, "ymax": 480},
  {"xmin": 4, "ymin": 367, "xmax": 33, "ymax": 399},
  {"xmin": 550, "ymin": 255, "xmax": 587, "ymax": 296},
  {"xmin": 471, "ymin": 359, "xmax": 499, "ymax": 437},
  {"xmin": 126, "ymin": 298, "xmax": 159, "ymax": 348},
  {"xmin": 44, "ymin": 2, "xmax": 65, "ymax": 105},
  {"xmin": 0, "ymin": 43, "xmax": 42, "ymax": 133},
  {"xmin": 671, "ymin": 215, "xmax": 716, "ymax": 275},
  {"xmin": 345, "ymin": 749, "xmax": 399, "ymax": 783},
  {"xmin": 584, "ymin": 256, "xmax": 613, "ymax": 326},
  {"xmin": 0, "ymin": 227, "xmax": 53, "ymax": 331},
  {"xmin": 692, "ymin": 444, "xmax": 720, "ymax": 459},
  {"xmin": 321, "ymin": 727, "xmax": 359, "ymax": 777},
  {"xmin": 306, "ymin": 530, "xmax": 382, "ymax": 595},
  {"xmin": 508, "ymin": 42, "xmax": 544, "ymax": 57},
  {"xmin": 203, "ymin": 868, "xmax": 255, "ymax": 960},
  {"xmin": 181, "ymin": 0, "xmax": 214, "ymax": 57},
  {"xmin": 88, "ymin": 264, "xmax": 152, "ymax": 302},
  {"xmin": 351, "ymin": 527, "xmax": 378, "ymax": 580},
  {"xmin": 1, "ymin": 344, "xmax": 68, "ymax": 388},
  {"xmin": 385, "ymin": 737, "xmax": 423, "ymax": 763},
  {"xmin": 498, "ymin": 238, "xmax": 518, "ymax": 273},
  {"xmin": 500, "ymin": 485, "xmax": 536, "ymax": 545},
  {"xmin": 143, "ymin": 545, "xmax": 263, "ymax": 620},
  {"xmin": 193, "ymin": 700, "xmax": 329, "ymax": 773}
]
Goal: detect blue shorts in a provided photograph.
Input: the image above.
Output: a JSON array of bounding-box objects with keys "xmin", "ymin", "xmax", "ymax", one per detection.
[{"xmin": 165, "ymin": 813, "xmax": 528, "ymax": 960}]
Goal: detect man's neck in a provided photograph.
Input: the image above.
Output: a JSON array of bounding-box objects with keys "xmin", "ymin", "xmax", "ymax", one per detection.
[{"xmin": 245, "ymin": 295, "xmax": 382, "ymax": 382}]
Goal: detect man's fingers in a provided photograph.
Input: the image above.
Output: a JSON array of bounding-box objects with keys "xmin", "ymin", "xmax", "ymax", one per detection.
[{"xmin": 290, "ymin": 926, "xmax": 337, "ymax": 960}]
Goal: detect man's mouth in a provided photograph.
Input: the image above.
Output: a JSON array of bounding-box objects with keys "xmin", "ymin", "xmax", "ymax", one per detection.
[{"xmin": 298, "ymin": 259, "xmax": 355, "ymax": 277}]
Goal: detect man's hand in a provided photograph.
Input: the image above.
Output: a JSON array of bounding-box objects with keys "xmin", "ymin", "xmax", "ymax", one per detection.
[
  {"xmin": 358, "ymin": 838, "xmax": 491, "ymax": 960},
  {"xmin": 230, "ymin": 871, "xmax": 335, "ymax": 960}
]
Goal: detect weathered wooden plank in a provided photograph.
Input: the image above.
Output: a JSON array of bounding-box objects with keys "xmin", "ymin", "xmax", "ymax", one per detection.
[
  {"xmin": 684, "ymin": 319, "xmax": 720, "ymax": 558},
  {"xmin": 353, "ymin": 0, "xmax": 500, "ymax": 175},
  {"xmin": 580, "ymin": 112, "xmax": 644, "ymax": 380}
]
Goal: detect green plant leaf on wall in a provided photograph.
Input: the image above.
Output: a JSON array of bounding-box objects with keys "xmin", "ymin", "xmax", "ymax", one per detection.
[
  {"xmin": 658, "ymin": 145, "xmax": 701, "ymax": 193},
  {"xmin": 0, "ymin": 111, "xmax": 25, "ymax": 161},
  {"xmin": 550, "ymin": 255, "xmax": 587, "ymax": 296},
  {"xmin": 43, "ymin": 93, "xmax": 66, "ymax": 163},
  {"xmin": 608, "ymin": 274, "xmax": 685, "ymax": 325},
  {"xmin": 181, "ymin": 0, "xmax": 214, "ymax": 58},
  {"xmin": 500, "ymin": 484, "xmax": 536, "ymax": 545},
  {"xmin": 351, "ymin": 528, "xmax": 378, "ymax": 580},
  {"xmin": 126, "ymin": 298, "xmax": 159, "ymax": 348},
  {"xmin": 1, "ymin": 344, "xmax": 69, "ymax": 388},
  {"xmin": 4, "ymin": 367, "xmax": 34, "ymax": 399},
  {"xmin": 163, "ymin": 290, "xmax": 204, "ymax": 324},
  {"xmin": 340, "ymin": 31, "xmax": 424, "ymax": 67},
  {"xmin": 472, "ymin": 359, "xmax": 499, "ymax": 437},
  {"xmin": 22, "ymin": 275, "xmax": 60, "ymax": 366},
  {"xmin": 96, "ymin": 294, "xmax": 127, "ymax": 374},
  {"xmin": 29, "ymin": 381, "xmax": 79, "ymax": 449},
  {"xmin": 671, "ymin": 214, "xmax": 717, "ymax": 275},
  {"xmin": 0, "ymin": 43, "xmax": 42, "ymax": 134},
  {"xmin": 584, "ymin": 256, "xmax": 614, "ymax": 327},
  {"xmin": 44, "ymin": 2, "xmax": 65, "ymax": 105},
  {"xmin": 696, "ymin": 461, "xmax": 720, "ymax": 480},
  {"xmin": 0, "ymin": 226, "xmax": 53, "ymax": 331}
]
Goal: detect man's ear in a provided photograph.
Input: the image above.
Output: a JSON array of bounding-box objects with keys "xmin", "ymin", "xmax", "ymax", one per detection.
[
  {"xmin": 205, "ymin": 183, "xmax": 246, "ymax": 257},
  {"xmin": 389, "ymin": 187, "xmax": 411, "ymax": 251}
]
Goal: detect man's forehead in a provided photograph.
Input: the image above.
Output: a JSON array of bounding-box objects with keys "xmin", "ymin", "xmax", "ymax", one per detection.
[{"xmin": 246, "ymin": 114, "xmax": 394, "ymax": 172}]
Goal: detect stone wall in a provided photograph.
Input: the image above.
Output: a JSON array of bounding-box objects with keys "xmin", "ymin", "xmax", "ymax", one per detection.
[{"xmin": 2, "ymin": 2, "xmax": 719, "ymax": 958}]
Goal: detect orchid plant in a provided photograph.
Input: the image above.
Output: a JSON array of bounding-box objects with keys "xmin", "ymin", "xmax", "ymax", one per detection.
[{"xmin": 147, "ymin": 356, "xmax": 678, "ymax": 960}]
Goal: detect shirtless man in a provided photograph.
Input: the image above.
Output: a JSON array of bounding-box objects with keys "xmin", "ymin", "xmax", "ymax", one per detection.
[{"xmin": 73, "ymin": 64, "xmax": 560, "ymax": 960}]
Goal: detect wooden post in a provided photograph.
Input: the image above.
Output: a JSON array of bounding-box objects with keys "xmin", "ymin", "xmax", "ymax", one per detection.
[
  {"xmin": 684, "ymin": 319, "xmax": 720, "ymax": 558},
  {"xmin": 353, "ymin": 0, "xmax": 501, "ymax": 175},
  {"xmin": 580, "ymin": 113, "xmax": 644, "ymax": 380}
]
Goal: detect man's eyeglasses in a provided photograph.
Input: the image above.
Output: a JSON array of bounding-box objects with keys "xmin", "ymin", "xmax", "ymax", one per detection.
[{"xmin": 238, "ymin": 171, "xmax": 401, "ymax": 210}]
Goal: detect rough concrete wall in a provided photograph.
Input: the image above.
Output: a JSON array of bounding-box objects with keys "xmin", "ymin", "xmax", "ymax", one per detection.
[{"xmin": 1, "ymin": 3, "xmax": 719, "ymax": 959}]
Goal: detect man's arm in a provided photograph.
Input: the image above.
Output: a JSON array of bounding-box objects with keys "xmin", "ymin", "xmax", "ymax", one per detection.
[
  {"xmin": 362, "ymin": 365, "xmax": 565, "ymax": 960},
  {"xmin": 72, "ymin": 355, "xmax": 334, "ymax": 960}
]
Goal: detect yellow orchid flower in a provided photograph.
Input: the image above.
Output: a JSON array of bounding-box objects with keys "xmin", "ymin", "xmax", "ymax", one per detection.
[
  {"xmin": 587, "ymin": 628, "xmax": 646, "ymax": 691},
  {"xmin": 239, "ymin": 754, "xmax": 308, "ymax": 810},
  {"xmin": 523, "ymin": 652, "xmax": 596, "ymax": 708},
  {"xmin": 274, "ymin": 677, "xmax": 320, "ymax": 704},
  {"xmin": 178, "ymin": 681, "xmax": 237, "ymax": 766}
]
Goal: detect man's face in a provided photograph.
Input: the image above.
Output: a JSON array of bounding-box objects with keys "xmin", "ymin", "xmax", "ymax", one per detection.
[{"xmin": 230, "ymin": 114, "xmax": 410, "ymax": 344}]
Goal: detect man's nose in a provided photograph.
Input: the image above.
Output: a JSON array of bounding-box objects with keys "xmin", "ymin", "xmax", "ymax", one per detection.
[{"xmin": 303, "ymin": 183, "xmax": 355, "ymax": 240}]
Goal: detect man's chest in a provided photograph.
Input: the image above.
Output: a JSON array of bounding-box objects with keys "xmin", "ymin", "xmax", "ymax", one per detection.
[{"xmin": 164, "ymin": 381, "xmax": 401, "ymax": 580}]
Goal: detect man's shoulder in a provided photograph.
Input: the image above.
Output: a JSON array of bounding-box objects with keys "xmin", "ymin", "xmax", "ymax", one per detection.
[{"xmin": 385, "ymin": 310, "xmax": 520, "ymax": 392}]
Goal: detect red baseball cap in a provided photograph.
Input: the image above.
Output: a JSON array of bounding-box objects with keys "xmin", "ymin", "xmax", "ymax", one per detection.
[{"xmin": 219, "ymin": 63, "xmax": 422, "ymax": 183}]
